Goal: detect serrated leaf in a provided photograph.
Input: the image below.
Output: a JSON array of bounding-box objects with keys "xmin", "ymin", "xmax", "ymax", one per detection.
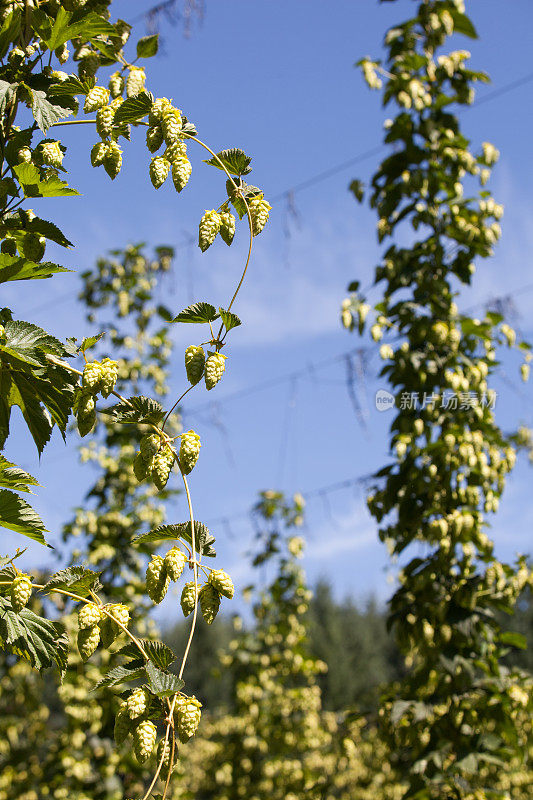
[
  {"xmin": 204, "ymin": 147, "xmax": 252, "ymax": 176},
  {"xmin": 0, "ymin": 455, "xmax": 39, "ymax": 493},
  {"xmin": 43, "ymin": 566, "xmax": 102, "ymax": 598},
  {"xmin": 117, "ymin": 639, "xmax": 177, "ymax": 670},
  {"xmin": 172, "ymin": 302, "xmax": 219, "ymax": 324},
  {"xmin": 80, "ymin": 332, "xmax": 105, "ymax": 353},
  {"xmin": 49, "ymin": 75, "xmax": 95, "ymax": 98},
  {"xmin": 218, "ymin": 307, "xmax": 241, "ymax": 332},
  {"xmin": 104, "ymin": 396, "xmax": 164, "ymax": 425},
  {"xmin": 13, "ymin": 164, "xmax": 79, "ymax": 198},
  {"xmin": 0, "ymin": 595, "xmax": 68, "ymax": 673},
  {"xmin": 136, "ymin": 33, "xmax": 159, "ymax": 58},
  {"xmin": 43, "ymin": 8, "xmax": 114, "ymax": 50},
  {"xmin": 0, "ymin": 319, "xmax": 65, "ymax": 366},
  {"xmin": 145, "ymin": 660, "xmax": 184, "ymax": 698},
  {"xmin": 133, "ymin": 522, "xmax": 216, "ymax": 557},
  {"xmin": 113, "ymin": 91, "xmax": 153, "ymax": 124},
  {"xmin": 0, "ymin": 489, "xmax": 51, "ymax": 547},
  {"xmin": 93, "ymin": 662, "xmax": 145, "ymax": 691},
  {"xmin": 31, "ymin": 90, "xmax": 72, "ymax": 133}
]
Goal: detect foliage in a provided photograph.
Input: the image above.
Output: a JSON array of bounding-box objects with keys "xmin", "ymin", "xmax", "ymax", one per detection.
[{"xmin": 343, "ymin": 1, "xmax": 533, "ymax": 798}]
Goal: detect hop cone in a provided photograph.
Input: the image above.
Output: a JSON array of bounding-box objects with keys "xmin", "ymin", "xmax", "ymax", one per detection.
[
  {"xmin": 84, "ymin": 85, "xmax": 110, "ymax": 113},
  {"xmin": 41, "ymin": 141, "xmax": 63, "ymax": 168},
  {"xmin": 149, "ymin": 97, "xmax": 171, "ymax": 126},
  {"xmin": 96, "ymin": 105, "xmax": 114, "ymax": 138},
  {"xmin": 165, "ymin": 141, "xmax": 187, "ymax": 162},
  {"xmin": 140, "ymin": 433, "xmax": 161, "ymax": 461},
  {"xmin": 114, "ymin": 703, "xmax": 131, "ymax": 745},
  {"xmin": 78, "ymin": 602, "xmax": 102, "ymax": 629},
  {"xmin": 149, "ymin": 156, "xmax": 171, "ymax": 189},
  {"xmin": 174, "ymin": 696, "xmax": 202, "ymax": 743},
  {"xmin": 184, "ymin": 345, "xmax": 205, "ymax": 385},
  {"xmin": 17, "ymin": 147, "xmax": 32, "ymax": 163},
  {"xmin": 82, "ymin": 361, "xmax": 103, "ymax": 391},
  {"xmin": 77, "ymin": 408, "xmax": 96, "ymax": 437},
  {"xmin": 126, "ymin": 66, "xmax": 145, "ymax": 97},
  {"xmin": 133, "ymin": 719, "xmax": 157, "ymax": 763},
  {"xmin": 146, "ymin": 555, "xmax": 170, "ymax": 604},
  {"xmin": 205, "ymin": 351, "xmax": 227, "ymax": 391},
  {"xmin": 208, "ymin": 568, "xmax": 235, "ymax": 599},
  {"xmin": 179, "ymin": 430, "xmax": 201, "ymax": 475},
  {"xmin": 180, "ymin": 581, "xmax": 198, "ymax": 617},
  {"xmin": 133, "ymin": 452, "xmax": 149, "ymax": 482},
  {"xmin": 219, "ymin": 211, "xmax": 236, "ymax": 246},
  {"xmin": 78, "ymin": 624, "xmax": 100, "ymax": 661},
  {"xmin": 11, "ymin": 574, "xmax": 32, "ymax": 612},
  {"xmin": 1, "ymin": 238, "xmax": 16, "ymax": 256},
  {"xmin": 108, "ymin": 71, "xmax": 124, "ymax": 98},
  {"xmin": 100, "ymin": 357, "xmax": 118, "ymax": 397},
  {"xmin": 103, "ymin": 141, "xmax": 122, "ymax": 179},
  {"xmin": 151, "ymin": 446, "xmax": 174, "ymax": 491},
  {"xmin": 161, "ymin": 106, "xmax": 182, "ymax": 145},
  {"xmin": 21, "ymin": 233, "xmax": 46, "ymax": 262},
  {"xmin": 157, "ymin": 738, "xmax": 172, "ymax": 769},
  {"xmin": 198, "ymin": 209, "xmax": 221, "ymax": 252},
  {"xmin": 91, "ymin": 141, "xmax": 108, "ymax": 167},
  {"xmin": 171, "ymin": 156, "xmax": 192, "ymax": 192},
  {"xmin": 249, "ymin": 196, "xmax": 272, "ymax": 236},
  {"xmin": 127, "ymin": 688, "xmax": 149, "ymax": 720},
  {"xmin": 164, "ymin": 547, "xmax": 187, "ymax": 581},
  {"xmin": 199, "ymin": 583, "xmax": 220, "ymax": 624},
  {"xmin": 100, "ymin": 603, "xmax": 130, "ymax": 647},
  {"xmin": 146, "ymin": 124, "xmax": 163, "ymax": 153}
]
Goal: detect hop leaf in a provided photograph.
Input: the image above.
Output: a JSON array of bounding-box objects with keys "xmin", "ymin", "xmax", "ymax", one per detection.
[
  {"xmin": 180, "ymin": 581, "xmax": 197, "ymax": 617},
  {"xmin": 249, "ymin": 195, "xmax": 272, "ymax": 236},
  {"xmin": 78, "ymin": 624, "xmax": 100, "ymax": 661},
  {"xmin": 184, "ymin": 345, "xmax": 205, "ymax": 385},
  {"xmin": 146, "ymin": 555, "xmax": 170, "ymax": 604},
  {"xmin": 133, "ymin": 719, "xmax": 157, "ymax": 763},
  {"xmin": 126, "ymin": 66, "xmax": 146, "ymax": 98},
  {"xmin": 78, "ymin": 601, "xmax": 102, "ymax": 629},
  {"xmin": 77, "ymin": 408, "xmax": 96, "ymax": 437},
  {"xmin": 199, "ymin": 583, "xmax": 220, "ymax": 624},
  {"xmin": 84, "ymin": 85, "xmax": 110, "ymax": 113},
  {"xmin": 219, "ymin": 211, "xmax": 236, "ymax": 246},
  {"xmin": 146, "ymin": 124, "xmax": 164, "ymax": 153},
  {"xmin": 179, "ymin": 430, "xmax": 201, "ymax": 475},
  {"xmin": 204, "ymin": 351, "xmax": 227, "ymax": 390},
  {"xmin": 171, "ymin": 156, "xmax": 192, "ymax": 192},
  {"xmin": 96, "ymin": 105, "xmax": 115, "ymax": 138},
  {"xmin": 149, "ymin": 156, "xmax": 171, "ymax": 189},
  {"xmin": 198, "ymin": 210, "xmax": 221, "ymax": 252},
  {"xmin": 208, "ymin": 568, "xmax": 234, "ymax": 599},
  {"xmin": 10, "ymin": 574, "xmax": 32, "ymax": 612},
  {"xmin": 174, "ymin": 695, "xmax": 202, "ymax": 743},
  {"xmin": 164, "ymin": 547, "xmax": 187, "ymax": 581},
  {"xmin": 127, "ymin": 687, "xmax": 150, "ymax": 719}
]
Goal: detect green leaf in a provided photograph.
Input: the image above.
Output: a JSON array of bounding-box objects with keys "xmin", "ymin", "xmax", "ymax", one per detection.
[
  {"xmin": 133, "ymin": 522, "xmax": 216, "ymax": 557},
  {"xmin": 13, "ymin": 164, "xmax": 79, "ymax": 198},
  {"xmin": 0, "ymin": 10, "xmax": 22, "ymax": 60},
  {"xmin": 104, "ymin": 396, "xmax": 164, "ymax": 425},
  {"xmin": 499, "ymin": 631, "xmax": 527, "ymax": 650},
  {"xmin": 0, "ymin": 255, "xmax": 71, "ymax": 284},
  {"xmin": 204, "ymin": 147, "xmax": 252, "ymax": 176},
  {"xmin": 172, "ymin": 302, "xmax": 219, "ymax": 324},
  {"xmin": 0, "ymin": 489, "xmax": 50, "ymax": 547},
  {"xmin": 113, "ymin": 91, "xmax": 153, "ymax": 124},
  {"xmin": 0, "ymin": 79, "xmax": 16, "ymax": 115},
  {"xmin": 226, "ymin": 180, "xmax": 262, "ymax": 219},
  {"xmin": 136, "ymin": 34, "xmax": 159, "ymax": 58},
  {"xmin": 0, "ymin": 596, "xmax": 68, "ymax": 674},
  {"xmin": 0, "ymin": 455, "xmax": 39, "ymax": 493},
  {"xmin": 43, "ymin": 566, "xmax": 102, "ymax": 598},
  {"xmin": 80, "ymin": 332, "xmax": 105, "ymax": 353},
  {"xmin": 43, "ymin": 8, "xmax": 114, "ymax": 50},
  {"xmin": 117, "ymin": 639, "xmax": 177, "ymax": 670},
  {"xmin": 0, "ymin": 319, "xmax": 65, "ymax": 367},
  {"xmin": 93, "ymin": 662, "xmax": 145, "ymax": 691},
  {"xmin": 450, "ymin": 10, "xmax": 478, "ymax": 39},
  {"xmin": 218, "ymin": 307, "xmax": 241, "ymax": 332},
  {"xmin": 349, "ymin": 179, "xmax": 365, "ymax": 203},
  {"xmin": 31, "ymin": 90, "xmax": 72, "ymax": 132},
  {"xmin": 49, "ymin": 75, "xmax": 95, "ymax": 98},
  {"xmin": 145, "ymin": 661, "xmax": 184, "ymax": 698}
]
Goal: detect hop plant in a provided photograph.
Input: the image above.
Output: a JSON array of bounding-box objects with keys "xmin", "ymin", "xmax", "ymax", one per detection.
[
  {"xmin": 133, "ymin": 719, "xmax": 157, "ymax": 763},
  {"xmin": 133, "ymin": 452, "xmax": 149, "ymax": 482},
  {"xmin": 77, "ymin": 406, "xmax": 96, "ymax": 437},
  {"xmin": 171, "ymin": 156, "xmax": 192, "ymax": 192},
  {"xmin": 96, "ymin": 105, "xmax": 115, "ymax": 139},
  {"xmin": 126, "ymin": 66, "xmax": 145, "ymax": 97},
  {"xmin": 100, "ymin": 357, "xmax": 118, "ymax": 397},
  {"xmin": 161, "ymin": 106, "xmax": 182, "ymax": 145},
  {"xmin": 91, "ymin": 141, "xmax": 108, "ymax": 167},
  {"xmin": 184, "ymin": 345, "xmax": 205, "ymax": 385},
  {"xmin": 204, "ymin": 351, "xmax": 227, "ymax": 390},
  {"xmin": 219, "ymin": 211, "xmax": 236, "ymax": 245},
  {"xmin": 103, "ymin": 140, "xmax": 122, "ymax": 179},
  {"xmin": 77, "ymin": 624, "xmax": 100, "ymax": 661},
  {"xmin": 40, "ymin": 141, "xmax": 63, "ymax": 168},
  {"xmin": 149, "ymin": 156, "xmax": 171, "ymax": 189},
  {"xmin": 84, "ymin": 85, "xmax": 110, "ymax": 113},
  {"xmin": 180, "ymin": 581, "xmax": 198, "ymax": 617},
  {"xmin": 100, "ymin": 603, "xmax": 130, "ymax": 647},
  {"xmin": 198, "ymin": 209, "xmax": 221, "ymax": 252},
  {"xmin": 208, "ymin": 568, "xmax": 235, "ymax": 599},
  {"xmin": 108, "ymin": 71, "xmax": 124, "ymax": 98},
  {"xmin": 21, "ymin": 233, "xmax": 46, "ymax": 262},
  {"xmin": 78, "ymin": 601, "xmax": 102, "ymax": 629},
  {"xmin": 10, "ymin": 574, "xmax": 32, "ymax": 612},
  {"xmin": 127, "ymin": 688, "xmax": 150, "ymax": 720},
  {"xmin": 146, "ymin": 554, "xmax": 170, "ymax": 604},
  {"xmin": 164, "ymin": 547, "xmax": 187, "ymax": 581},
  {"xmin": 199, "ymin": 583, "xmax": 221, "ymax": 624},
  {"xmin": 146, "ymin": 125, "xmax": 164, "ymax": 153},
  {"xmin": 151, "ymin": 445, "xmax": 174, "ymax": 490},
  {"xmin": 179, "ymin": 430, "xmax": 201, "ymax": 475},
  {"xmin": 114, "ymin": 702, "xmax": 132, "ymax": 745},
  {"xmin": 82, "ymin": 361, "xmax": 103, "ymax": 391},
  {"xmin": 140, "ymin": 433, "xmax": 161, "ymax": 461},
  {"xmin": 174, "ymin": 695, "xmax": 202, "ymax": 743},
  {"xmin": 249, "ymin": 195, "xmax": 272, "ymax": 236}
]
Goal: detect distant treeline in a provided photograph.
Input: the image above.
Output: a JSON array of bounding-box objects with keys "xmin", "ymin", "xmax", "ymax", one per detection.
[{"xmin": 165, "ymin": 581, "xmax": 532, "ymax": 712}]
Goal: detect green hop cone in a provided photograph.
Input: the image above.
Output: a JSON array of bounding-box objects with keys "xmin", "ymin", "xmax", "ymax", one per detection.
[
  {"xmin": 108, "ymin": 71, "xmax": 124, "ymax": 98},
  {"xmin": 100, "ymin": 603, "xmax": 130, "ymax": 647},
  {"xmin": 91, "ymin": 141, "xmax": 108, "ymax": 167},
  {"xmin": 133, "ymin": 719, "xmax": 157, "ymax": 763},
  {"xmin": 161, "ymin": 106, "xmax": 182, "ymax": 145},
  {"xmin": 140, "ymin": 433, "xmax": 161, "ymax": 461},
  {"xmin": 84, "ymin": 85, "xmax": 110, "ymax": 113},
  {"xmin": 146, "ymin": 555, "xmax": 170, "ymax": 604},
  {"xmin": 146, "ymin": 124, "xmax": 164, "ymax": 153},
  {"xmin": 17, "ymin": 146, "xmax": 32, "ymax": 163},
  {"xmin": 103, "ymin": 141, "xmax": 122, "ymax": 180},
  {"xmin": 165, "ymin": 141, "xmax": 187, "ymax": 161},
  {"xmin": 164, "ymin": 547, "xmax": 187, "ymax": 581},
  {"xmin": 41, "ymin": 141, "xmax": 63, "ymax": 168},
  {"xmin": 157, "ymin": 738, "xmax": 172, "ymax": 769},
  {"xmin": 171, "ymin": 156, "xmax": 192, "ymax": 193},
  {"xmin": 179, "ymin": 430, "xmax": 201, "ymax": 475},
  {"xmin": 96, "ymin": 105, "xmax": 115, "ymax": 139},
  {"xmin": 21, "ymin": 233, "xmax": 46, "ymax": 262},
  {"xmin": 78, "ymin": 601, "xmax": 102, "ymax": 629},
  {"xmin": 1, "ymin": 238, "xmax": 17, "ymax": 256},
  {"xmin": 133, "ymin": 452, "xmax": 149, "ymax": 482},
  {"xmin": 78, "ymin": 624, "xmax": 100, "ymax": 661},
  {"xmin": 180, "ymin": 581, "xmax": 198, "ymax": 617},
  {"xmin": 100, "ymin": 357, "xmax": 118, "ymax": 397},
  {"xmin": 208, "ymin": 568, "xmax": 235, "ymax": 599},
  {"xmin": 149, "ymin": 156, "xmax": 171, "ymax": 189},
  {"xmin": 10, "ymin": 574, "xmax": 32, "ymax": 612},
  {"xmin": 77, "ymin": 408, "xmax": 96, "ymax": 437},
  {"xmin": 114, "ymin": 703, "xmax": 132, "ymax": 745},
  {"xmin": 151, "ymin": 446, "xmax": 174, "ymax": 491},
  {"xmin": 204, "ymin": 351, "xmax": 227, "ymax": 391},
  {"xmin": 174, "ymin": 696, "xmax": 202, "ymax": 743},
  {"xmin": 219, "ymin": 211, "xmax": 236, "ymax": 246},
  {"xmin": 149, "ymin": 97, "xmax": 171, "ymax": 126},
  {"xmin": 198, "ymin": 210, "xmax": 221, "ymax": 252},
  {"xmin": 126, "ymin": 66, "xmax": 145, "ymax": 98},
  {"xmin": 82, "ymin": 361, "xmax": 103, "ymax": 391},
  {"xmin": 199, "ymin": 583, "xmax": 221, "ymax": 625},
  {"xmin": 184, "ymin": 345, "xmax": 205, "ymax": 385},
  {"xmin": 249, "ymin": 195, "xmax": 272, "ymax": 236},
  {"xmin": 127, "ymin": 688, "xmax": 150, "ymax": 720}
]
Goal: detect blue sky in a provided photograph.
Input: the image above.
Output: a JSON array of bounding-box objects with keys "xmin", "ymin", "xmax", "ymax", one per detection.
[{"xmin": 3, "ymin": 0, "xmax": 533, "ymax": 623}]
